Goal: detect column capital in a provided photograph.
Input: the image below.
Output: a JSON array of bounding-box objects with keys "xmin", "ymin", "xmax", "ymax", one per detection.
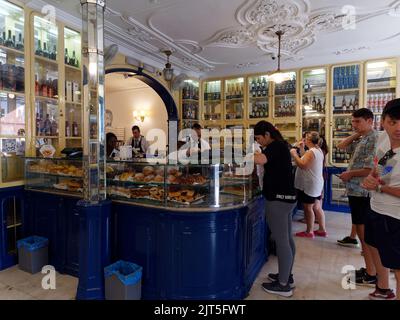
[{"xmin": 80, "ymin": 0, "xmax": 105, "ymax": 7}]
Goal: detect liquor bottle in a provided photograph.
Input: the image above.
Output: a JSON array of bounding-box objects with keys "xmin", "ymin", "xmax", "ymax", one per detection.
[
  {"xmin": 348, "ymin": 99, "xmax": 354, "ymax": 111},
  {"xmin": 36, "ymin": 113, "xmax": 41, "ymax": 135},
  {"xmin": 12, "ymin": 35, "xmax": 16, "ymax": 49},
  {"xmin": 16, "ymin": 66, "xmax": 24, "ymax": 92},
  {"xmin": 50, "ymin": 116, "xmax": 58, "ymax": 136},
  {"xmin": 72, "ymin": 121, "xmax": 79, "ymax": 137},
  {"xmin": 312, "ymin": 96, "xmax": 317, "ymax": 109},
  {"xmin": 317, "ymin": 98, "xmax": 322, "ymax": 112},
  {"xmin": 341, "ymin": 96, "xmax": 347, "ymax": 113},
  {"xmin": 35, "ymin": 40, "xmax": 43, "ymax": 56},
  {"xmin": 35, "ymin": 75, "xmax": 40, "ymax": 96},
  {"xmin": 70, "ymin": 51, "xmax": 76, "ymax": 67},
  {"xmin": 354, "ymin": 96, "xmax": 359, "ymax": 110},
  {"xmin": 65, "ymin": 121, "xmax": 71, "ymax": 137},
  {"xmin": 251, "ymin": 79, "xmax": 256, "ymax": 96},
  {"xmin": 44, "ymin": 114, "xmax": 51, "ymax": 136},
  {"xmin": 15, "ymin": 33, "xmax": 24, "ymax": 51},
  {"xmin": 64, "ymin": 48, "xmax": 69, "ymax": 65},
  {"xmin": 4, "ymin": 30, "xmax": 13, "ymax": 47},
  {"xmin": 41, "ymin": 79, "xmax": 48, "ymax": 97},
  {"xmin": 42, "ymin": 42, "xmax": 49, "ymax": 58},
  {"xmin": 47, "ymin": 78, "xmax": 54, "ymax": 97},
  {"xmin": 304, "ymin": 80, "xmax": 311, "ymax": 93},
  {"xmin": 50, "ymin": 45, "xmax": 57, "ymax": 60}
]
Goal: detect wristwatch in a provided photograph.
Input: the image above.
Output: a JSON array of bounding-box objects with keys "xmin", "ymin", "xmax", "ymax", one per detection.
[{"xmin": 376, "ymin": 185, "xmax": 383, "ymax": 193}]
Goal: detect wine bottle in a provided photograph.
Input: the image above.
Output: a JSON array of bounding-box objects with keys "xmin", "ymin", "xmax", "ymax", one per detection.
[
  {"xmin": 65, "ymin": 121, "xmax": 71, "ymax": 137},
  {"xmin": 71, "ymin": 51, "xmax": 76, "ymax": 67},
  {"xmin": 16, "ymin": 33, "xmax": 24, "ymax": 51},
  {"xmin": 50, "ymin": 116, "xmax": 58, "ymax": 136},
  {"xmin": 35, "ymin": 39, "xmax": 43, "ymax": 56},
  {"xmin": 47, "ymin": 78, "xmax": 54, "ymax": 97},
  {"xmin": 5, "ymin": 30, "xmax": 13, "ymax": 47},
  {"xmin": 44, "ymin": 114, "xmax": 51, "ymax": 136},
  {"xmin": 51, "ymin": 45, "xmax": 57, "ymax": 60},
  {"xmin": 64, "ymin": 48, "xmax": 69, "ymax": 65},
  {"xmin": 41, "ymin": 79, "xmax": 48, "ymax": 97},
  {"xmin": 35, "ymin": 75, "xmax": 40, "ymax": 96},
  {"xmin": 43, "ymin": 42, "xmax": 49, "ymax": 58}
]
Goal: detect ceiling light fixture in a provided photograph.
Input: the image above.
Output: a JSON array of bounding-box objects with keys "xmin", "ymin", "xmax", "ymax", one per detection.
[
  {"xmin": 162, "ymin": 50, "xmax": 174, "ymax": 82},
  {"xmin": 268, "ymin": 31, "xmax": 292, "ymax": 84}
]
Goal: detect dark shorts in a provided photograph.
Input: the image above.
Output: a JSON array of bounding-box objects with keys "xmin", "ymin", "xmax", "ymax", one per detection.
[
  {"xmin": 364, "ymin": 208, "xmax": 379, "ymax": 248},
  {"xmin": 370, "ymin": 210, "xmax": 400, "ymax": 270},
  {"xmin": 297, "ymin": 189, "xmax": 321, "ymax": 204},
  {"xmin": 348, "ymin": 196, "xmax": 370, "ymax": 225}
]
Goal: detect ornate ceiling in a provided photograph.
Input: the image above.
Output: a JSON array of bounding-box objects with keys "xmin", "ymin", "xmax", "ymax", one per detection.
[{"xmin": 26, "ymin": 0, "xmax": 400, "ymax": 78}]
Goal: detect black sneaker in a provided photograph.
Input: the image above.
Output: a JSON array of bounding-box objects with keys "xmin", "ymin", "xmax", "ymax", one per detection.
[
  {"xmin": 267, "ymin": 273, "xmax": 295, "ymax": 289},
  {"xmin": 262, "ymin": 281, "xmax": 293, "ymax": 298},
  {"xmin": 356, "ymin": 273, "xmax": 377, "ymax": 287},
  {"xmin": 355, "ymin": 267, "xmax": 366, "ymax": 278},
  {"xmin": 337, "ymin": 236, "xmax": 359, "ymax": 248}
]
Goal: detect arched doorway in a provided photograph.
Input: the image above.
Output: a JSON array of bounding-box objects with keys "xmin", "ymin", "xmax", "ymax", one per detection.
[{"xmin": 105, "ymin": 67, "xmax": 179, "ymax": 153}]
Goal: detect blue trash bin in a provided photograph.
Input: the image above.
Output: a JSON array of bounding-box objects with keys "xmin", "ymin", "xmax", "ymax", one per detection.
[
  {"xmin": 17, "ymin": 236, "xmax": 49, "ymax": 274},
  {"xmin": 104, "ymin": 260, "xmax": 142, "ymax": 300}
]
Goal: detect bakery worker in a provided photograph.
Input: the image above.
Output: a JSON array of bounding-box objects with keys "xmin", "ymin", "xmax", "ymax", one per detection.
[
  {"xmin": 186, "ymin": 123, "xmax": 211, "ymax": 162},
  {"xmin": 126, "ymin": 125, "xmax": 149, "ymax": 155}
]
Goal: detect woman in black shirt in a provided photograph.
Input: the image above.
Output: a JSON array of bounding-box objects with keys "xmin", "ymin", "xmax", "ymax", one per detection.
[{"xmin": 254, "ymin": 121, "xmax": 297, "ymax": 298}]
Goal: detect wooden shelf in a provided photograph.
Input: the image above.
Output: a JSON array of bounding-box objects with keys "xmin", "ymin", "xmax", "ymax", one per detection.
[
  {"xmin": 65, "ymin": 101, "xmax": 81, "ymax": 106},
  {"xmin": 275, "ymin": 93, "xmax": 296, "ymax": 97},
  {"xmin": 0, "ymin": 89, "xmax": 25, "ymax": 98},
  {"xmin": 35, "ymin": 95, "xmax": 59, "ymax": 103},
  {"xmin": 332, "ymin": 88, "xmax": 359, "ymax": 93},
  {"xmin": 332, "ymin": 113, "xmax": 353, "ymax": 117},
  {"xmin": 182, "ymin": 99, "xmax": 199, "ymax": 103},
  {"xmin": 249, "ymin": 96, "xmax": 269, "ymax": 100},
  {"xmin": 65, "ymin": 137, "xmax": 82, "ymax": 139},
  {"xmin": 65, "ymin": 64, "xmax": 81, "ymax": 72},
  {"xmin": 367, "ymin": 86, "xmax": 396, "ymax": 91},
  {"xmin": 0, "ymin": 44, "xmax": 24, "ymax": 56},
  {"xmin": 35, "ymin": 55, "xmax": 58, "ymax": 65},
  {"xmin": 225, "ymin": 97, "xmax": 244, "ymax": 101},
  {"xmin": 36, "ymin": 136, "xmax": 59, "ymax": 139},
  {"xmin": 203, "ymin": 99, "xmax": 222, "ymax": 103}
]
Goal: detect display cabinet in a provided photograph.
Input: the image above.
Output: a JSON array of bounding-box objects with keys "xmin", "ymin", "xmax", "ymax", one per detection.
[
  {"xmin": 0, "ymin": 0, "xmax": 26, "ymax": 186},
  {"xmin": 180, "ymin": 79, "xmax": 199, "ymax": 130},
  {"xmin": 25, "ymin": 157, "xmax": 83, "ymax": 195},
  {"xmin": 224, "ymin": 77, "xmax": 244, "ymax": 121},
  {"xmin": 324, "ymin": 167, "xmax": 350, "ymax": 213},
  {"xmin": 330, "ymin": 63, "xmax": 362, "ymax": 166},
  {"xmin": 365, "ymin": 59, "xmax": 397, "ymax": 131},
  {"xmin": 202, "ymin": 79, "xmax": 222, "ymax": 121},
  {"xmin": 248, "ymin": 74, "xmax": 270, "ymax": 121},
  {"xmin": 301, "ymin": 68, "xmax": 328, "ymax": 137},
  {"xmin": 106, "ymin": 161, "xmax": 260, "ymax": 208},
  {"xmin": 64, "ymin": 27, "xmax": 82, "ymax": 149}
]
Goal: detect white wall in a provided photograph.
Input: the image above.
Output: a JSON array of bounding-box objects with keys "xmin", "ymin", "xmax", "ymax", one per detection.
[{"xmin": 105, "ymin": 87, "xmax": 168, "ymax": 148}]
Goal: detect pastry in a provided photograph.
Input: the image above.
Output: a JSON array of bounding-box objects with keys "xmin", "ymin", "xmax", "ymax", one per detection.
[
  {"xmin": 167, "ymin": 167, "xmax": 179, "ymax": 176},
  {"xmin": 153, "ymin": 175, "xmax": 164, "ymax": 182},
  {"xmin": 67, "ymin": 180, "xmax": 82, "ymax": 191},
  {"xmin": 167, "ymin": 175, "xmax": 177, "ymax": 184},
  {"xmin": 134, "ymin": 173, "xmax": 145, "ymax": 181},
  {"xmin": 144, "ymin": 174, "xmax": 155, "ymax": 182},
  {"xmin": 143, "ymin": 166, "xmax": 155, "ymax": 176},
  {"xmin": 155, "ymin": 168, "xmax": 164, "ymax": 176}
]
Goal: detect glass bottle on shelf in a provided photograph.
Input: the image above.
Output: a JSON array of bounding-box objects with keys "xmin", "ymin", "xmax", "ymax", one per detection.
[
  {"xmin": 42, "ymin": 42, "xmax": 49, "ymax": 59},
  {"xmin": 44, "ymin": 114, "xmax": 51, "ymax": 136},
  {"xmin": 50, "ymin": 45, "xmax": 57, "ymax": 60},
  {"xmin": 65, "ymin": 121, "xmax": 71, "ymax": 137},
  {"xmin": 72, "ymin": 121, "xmax": 79, "ymax": 137},
  {"xmin": 34, "ymin": 75, "xmax": 40, "ymax": 96},
  {"xmin": 5, "ymin": 30, "xmax": 14, "ymax": 47},
  {"xmin": 36, "ymin": 113, "xmax": 41, "ymax": 135},
  {"xmin": 70, "ymin": 51, "xmax": 76, "ymax": 67},
  {"xmin": 15, "ymin": 33, "xmax": 24, "ymax": 51},
  {"xmin": 41, "ymin": 78, "xmax": 48, "ymax": 97},
  {"xmin": 50, "ymin": 116, "xmax": 58, "ymax": 136},
  {"xmin": 64, "ymin": 48, "xmax": 69, "ymax": 65},
  {"xmin": 35, "ymin": 40, "xmax": 42, "ymax": 56}
]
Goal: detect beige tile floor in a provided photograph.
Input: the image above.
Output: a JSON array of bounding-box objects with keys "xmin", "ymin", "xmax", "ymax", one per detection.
[{"xmin": 0, "ymin": 211, "xmax": 396, "ymax": 300}]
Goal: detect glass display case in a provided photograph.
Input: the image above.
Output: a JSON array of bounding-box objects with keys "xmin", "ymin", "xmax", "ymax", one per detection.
[
  {"xmin": 202, "ymin": 80, "xmax": 222, "ymax": 121},
  {"xmin": 181, "ymin": 79, "xmax": 199, "ymax": 130},
  {"xmin": 301, "ymin": 68, "xmax": 327, "ymax": 137},
  {"xmin": 248, "ymin": 75, "xmax": 269, "ymax": 119},
  {"xmin": 0, "ymin": 0, "xmax": 25, "ymax": 185},
  {"xmin": 330, "ymin": 172, "xmax": 349, "ymax": 206},
  {"xmin": 3, "ymin": 195, "xmax": 23, "ymax": 256},
  {"xmin": 330, "ymin": 63, "xmax": 361, "ymax": 166},
  {"xmin": 25, "ymin": 157, "xmax": 83, "ymax": 195},
  {"xmin": 64, "ymin": 27, "xmax": 82, "ymax": 148},
  {"xmin": 273, "ymin": 121, "xmax": 298, "ymax": 145},
  {"xmin": 225, "ymin": 77, "xmax": 244, "ymax": 120},
  {"xmin": 106, "ymin": 161, "xmax": 261, "ymax": 208},
  {"xmin": 33, "ymin": 15, "xmax": 60, "ymax": 156},
  {"xmin": 365, "ymin": 59, "xmax": 397, "ymax": 131}
]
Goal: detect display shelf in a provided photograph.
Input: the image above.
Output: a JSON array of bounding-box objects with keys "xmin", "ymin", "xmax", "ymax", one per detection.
[
  {"xmin": 332, "ymin": 88, "xmax": 360, "ymax": 93},
  {"xmin": 65, "ymin": 64, "xmax": 81, "ymax": 72},
  {"xmin": 34, "ymin": 55, "xmax": 57, "ymax": 65},
  {"xmin": 0, "ymin": 89, "xmax": 25, "ymax": 98},
  {"xmin": 0, "ymin": 44, "xmax": 24, "ymax": 56},
  {"xmin": 35, "ymin": 95, "xmax": 58, "ymax": 103}
]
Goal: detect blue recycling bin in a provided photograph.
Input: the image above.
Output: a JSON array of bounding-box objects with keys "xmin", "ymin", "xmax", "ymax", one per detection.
[
  {"xmin": 17, "ymin": 236, "xmax": 49, "ymax": 274},
  {"xmin": 104, "ymin": 260, "xmax": 142, "ymax": 300}
]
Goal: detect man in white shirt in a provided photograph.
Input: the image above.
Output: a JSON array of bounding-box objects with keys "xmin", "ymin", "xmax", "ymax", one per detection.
[
  {"xmin": 125, "ymin": 125, "xmax": 149, "ymax": 156},
  {"xmin": 362, "ymin": 98, "xmax": 400, "ymax": 300},
  {"xmin": 185, "ymin": 123, "xmax": 211, "ymax": 163}
]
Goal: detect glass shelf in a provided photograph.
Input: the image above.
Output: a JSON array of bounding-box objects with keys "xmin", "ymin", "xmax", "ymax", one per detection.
[
  {"xmin": 203, "ymin": 80, "xmax": 221, "ymax": 121},
  {"xmin": 225, "ymin": 78, "xmax": 244, "ymax": 120},
  {"xmin": 34, "ymin": 16, "xmax": 58, "ymax": 62},
  {"xmin": 181, "ymin": 80, "xmax": 199, "ymax": 129},
  {"xmin": 333, "ymin": 64, "xmax": 360, "ymax": 91}
]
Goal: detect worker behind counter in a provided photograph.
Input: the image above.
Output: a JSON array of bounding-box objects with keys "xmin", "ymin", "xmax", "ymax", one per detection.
[
  {"xmin": 125, "ymin": 125, "xmax": 149, "ymax": 158},
  {"xmin": 185, "ymin": 123, "xmax": 211, "ymax": 163}
]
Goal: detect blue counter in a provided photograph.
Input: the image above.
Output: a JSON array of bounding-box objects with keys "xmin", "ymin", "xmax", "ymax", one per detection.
[{"xmin": 8, "ymin": 190, "xmax": 268, "ymax": 300}]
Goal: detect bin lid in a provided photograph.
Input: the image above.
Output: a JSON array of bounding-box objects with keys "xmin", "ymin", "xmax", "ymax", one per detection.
[
  {"xmin": 104, "ymin": 260, "xmax": 142, "ymax": 286},
  {"xmin": 17, "ymin": 236, "xmax": 49, "ymax": 252}
]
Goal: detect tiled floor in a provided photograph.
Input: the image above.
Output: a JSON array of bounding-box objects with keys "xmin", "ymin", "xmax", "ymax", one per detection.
[{"xmin": 0, "ymin": 211, "xmax": 396, "ymax": 300}]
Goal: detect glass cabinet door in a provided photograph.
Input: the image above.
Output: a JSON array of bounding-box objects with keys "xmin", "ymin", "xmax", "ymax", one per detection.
[
  {"xmin": 181, "ymin": 79, "xmax": 199, "ymax": 129},
  {"xmin": 202, "ymin": 80, "xmax": 221, "ymax": 121},
  {"xmin": 0, "ymin": 0, "xmax": 25, "ymax": 184},
  {"xmin": 225, "ymin": 77, "xmax": 244, "ymax": 120},
  {"xmin": 273, "ymin": 71, "xmax": 297, "ymax": 118},
  {"xmin": 248, "ymin": 75, "xmax": 269, "ymax": 119},
  {"xmin": 331, "ymin": 63, "xmax": 361, "ymax": 166},
  {"xmin": 301, "ymin": 68, "xmax": 327, "ymax": 137},
  {"xmin": 33, "ymin": 15, "xmax": 60, "ymax": 156},
  {"xmin": 366, "ymin": 60, "xmax": 397, "ymax": 131},
  {"xmin": 64, "ymin": 27, "xmax": 82, "ymax": 148}
]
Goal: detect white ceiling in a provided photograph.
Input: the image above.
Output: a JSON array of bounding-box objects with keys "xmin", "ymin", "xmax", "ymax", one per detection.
[
  {"xmin": 27, "ymin": 0, "xmax": 400, "ymax": 78},
  {"xmin": 105, "ymin": 72, "xmax": 150, "ymax": 93}
]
